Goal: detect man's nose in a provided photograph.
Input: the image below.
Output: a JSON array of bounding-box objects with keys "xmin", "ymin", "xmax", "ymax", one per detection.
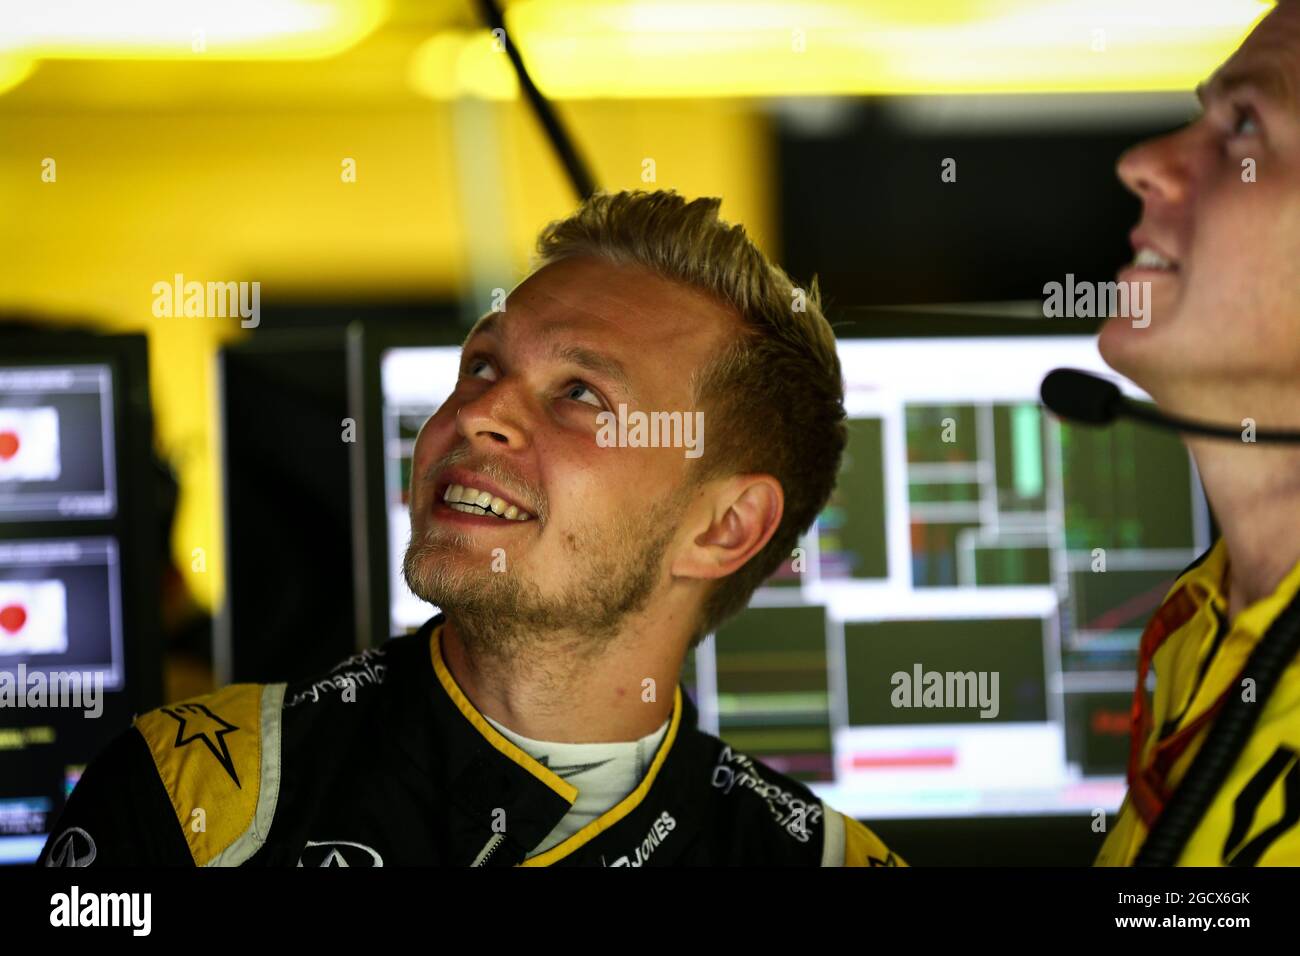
[
  {"xmin": 1116, "ymin": 129, "xmax": 1190, "ymax": 207},
  {"xmin": 456, "ymin": 384, "xmax": 531, "ymax": 450}
]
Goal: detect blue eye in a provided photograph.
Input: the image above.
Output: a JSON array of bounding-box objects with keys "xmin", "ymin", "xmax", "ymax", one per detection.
[
  {"xmin": 466, "ymin": 358, "xmax": 494, "ymax": 379},
  {"xmin": 566, "ymin": 382, "xmax": 602, "ymax": 407},
  {"xmin": 1232, "ymin": 106, "xmax": 1259, "ymax": 138}
]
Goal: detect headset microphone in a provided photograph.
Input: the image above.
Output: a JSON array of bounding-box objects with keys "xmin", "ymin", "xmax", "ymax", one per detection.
[{"xmin": 1040, "ymin": 368, "xmax": 1300, "ymax": 444}]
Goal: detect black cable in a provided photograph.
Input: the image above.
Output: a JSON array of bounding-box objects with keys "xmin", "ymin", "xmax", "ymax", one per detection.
[
  {"xmin": 1134, "ymin": 587, "xmax": 1300, "ymax": 865},
  {"xmin": 1123, "ymin": 400, "xmax": 1300, "ymax": 444},
  {"xmin": 474, "ymin": 0, "xmax": 598, "ymax": 201}
]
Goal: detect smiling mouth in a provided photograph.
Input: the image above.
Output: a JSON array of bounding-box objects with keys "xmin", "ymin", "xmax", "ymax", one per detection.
[
  {"xmin": 439, "ymin": 482, "xmax": 534, "ymax": 522},
  {"xmin": 1128, "ymin": 247, "xmax": 1180, "ymax": 274}
]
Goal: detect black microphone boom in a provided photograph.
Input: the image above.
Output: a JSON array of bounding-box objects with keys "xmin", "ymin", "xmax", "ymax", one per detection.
[
  {"xmin": 1039, "ymin": 368, "xmax": 1122, "ymax": 425},
  {"xmin": 1039, "ymin": 368, "xmax": 1300, "ymax": 444}
]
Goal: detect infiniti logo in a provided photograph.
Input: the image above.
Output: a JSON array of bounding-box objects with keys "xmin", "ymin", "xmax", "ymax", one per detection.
[
  {"xmin": 44, "ymin": 827, "xmax": 97, "ymax": 867},
  {"xmin": 297, "ymin": 840, "xmax": 384, "ymax": 867}
]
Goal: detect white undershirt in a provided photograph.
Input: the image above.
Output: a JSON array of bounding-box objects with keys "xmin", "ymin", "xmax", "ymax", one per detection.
[{"xmin": 483, "ymin": 713, "xmax": 671, "ymax": 857}]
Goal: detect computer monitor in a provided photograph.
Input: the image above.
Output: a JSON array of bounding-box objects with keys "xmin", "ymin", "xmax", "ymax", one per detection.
[
  {"xmin": 348, "ymin": 321, "xmax": 464, "ymax": 646},
  {"xmin": 216, "ymin": 328, "xmax": 359, "ymax": 685},
  {"xmin": 707, "ymin": 311, "xmax": 1210, "ymax": 824},
  {"xmin": 0, "ymin": 332, "xmax": 162, "ymax": 865},
  {"xmin": 351, "ymin": 310, "xmax": 1209, "ymax": 855}
]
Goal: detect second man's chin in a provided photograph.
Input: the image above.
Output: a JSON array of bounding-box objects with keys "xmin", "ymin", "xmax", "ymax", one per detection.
[{"xmin": 1096, "ymin": 315, "xmax": 1163, "ymax": 377}]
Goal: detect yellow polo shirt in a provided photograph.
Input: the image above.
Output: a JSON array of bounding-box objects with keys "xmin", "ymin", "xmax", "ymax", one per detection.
[{"xmin": 1096, "ymin": 538, "xmax": 1300, "ymax": 866}]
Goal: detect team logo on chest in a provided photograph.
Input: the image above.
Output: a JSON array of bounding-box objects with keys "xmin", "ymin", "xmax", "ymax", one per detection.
[
  {"xmin": 44, "ymin": 827, "xmax": 97, "ymax": 867},
  {"xmin": 297, "ymin": 840, "xmax": 384, "ymax": 867}
]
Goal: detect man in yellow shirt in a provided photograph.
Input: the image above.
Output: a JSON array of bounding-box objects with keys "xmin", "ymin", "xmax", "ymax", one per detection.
[{"xmin": 1095, "ymin": 0, "xmax": 1300, "ymax": 865}]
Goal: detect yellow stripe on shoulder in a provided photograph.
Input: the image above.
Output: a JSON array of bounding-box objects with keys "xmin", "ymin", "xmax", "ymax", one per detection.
[
  {"xmin": 134, "ymin": 682, "xmax": 283, "ymax": 866},
  {"xmin": 842, "ymin": 812, "xmax": 907, "ymax": 868}
]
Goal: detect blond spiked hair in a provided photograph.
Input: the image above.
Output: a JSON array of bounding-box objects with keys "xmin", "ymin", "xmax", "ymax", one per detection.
[{"xmin": 532, "ymin": 190, "xmax": 846, "ymax": 647}]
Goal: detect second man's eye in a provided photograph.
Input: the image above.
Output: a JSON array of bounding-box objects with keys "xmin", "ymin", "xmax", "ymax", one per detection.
[
  {"xmin": 466, "ymin": 358, "xmax": 495, "ymax": 379},
  {"xmin": 1231, "ymin": 105, "xmax": 1260, "ymax": 138}
]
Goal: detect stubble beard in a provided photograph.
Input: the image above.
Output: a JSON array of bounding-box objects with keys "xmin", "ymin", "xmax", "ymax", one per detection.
[{"xmin": 402, "ymin": 486, "xmax": 690, "ymax": 665}]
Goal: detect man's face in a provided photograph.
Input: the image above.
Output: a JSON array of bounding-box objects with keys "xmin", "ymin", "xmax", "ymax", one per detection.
[
  {"xmin": 403, "ymin": 255, "xmax": 736, "ymax": 648},
  {"xmin": 1098, "ymin": 1, "xmax": 1300, "ymax": 397}
]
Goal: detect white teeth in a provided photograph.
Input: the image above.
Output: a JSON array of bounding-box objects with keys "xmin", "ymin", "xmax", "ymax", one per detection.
[
  {"xmin": 1134, "ymin": 247, "xmax": 1175, "ymax": 270},
  {"xmin": 441, "ymin": 480, "xmax": 532, "ymax": 521}
]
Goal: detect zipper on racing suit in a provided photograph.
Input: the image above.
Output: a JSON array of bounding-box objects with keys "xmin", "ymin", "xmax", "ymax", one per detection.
[{"xmin": 471, "ymin": 832, "xmax": 507, "ymax": 867}]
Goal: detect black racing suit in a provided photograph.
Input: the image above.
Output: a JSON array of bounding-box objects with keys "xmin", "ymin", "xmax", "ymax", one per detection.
[{"xmin": 38, "ymin": 615, "xmax": 903, "ymax": 867}]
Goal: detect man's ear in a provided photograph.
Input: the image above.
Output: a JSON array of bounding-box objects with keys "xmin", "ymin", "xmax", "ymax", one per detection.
[{"xmin": 671, "ymin": 474, "xmax": 783, "ymax": 582}]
